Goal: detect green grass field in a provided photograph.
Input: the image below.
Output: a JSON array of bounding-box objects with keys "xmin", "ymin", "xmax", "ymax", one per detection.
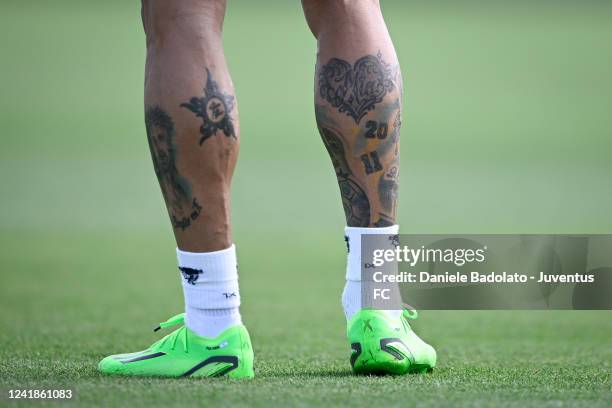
[{"xmin": 1, "ymin": 0, "xmax": 611, "ymax": 406}]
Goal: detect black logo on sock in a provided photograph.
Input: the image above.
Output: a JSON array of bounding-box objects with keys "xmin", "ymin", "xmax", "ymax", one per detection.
[
  {"xmin": 179, "ymin": 267, "xmax": 203, "ymax": 285},
  {"xmin": 222, "ymin": 292, "xmax": 237, "ymax": 298},
  {"xmin": 345, "ymin": 235, "xmax": 350, "ymax": 252},
  {"xmin": 389, "ymin": 234, "xmax": 400, "ymax": 248}
]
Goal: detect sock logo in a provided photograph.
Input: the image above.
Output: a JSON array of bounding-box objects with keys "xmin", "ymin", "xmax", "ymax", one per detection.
[
  {"xmin": 222, "ymin": 292, "xmax": 237, "ymax": 299},
  {"xmin": 345, "ymin": 235, "xmax": 350, "ymax": 252},
  {"xmin": 389, "ymin": 234, "xmax": 400, "ymax": 248},
  {"xmin": 179, "ymin": 267, "xmax": 203, "ymax": 285}
]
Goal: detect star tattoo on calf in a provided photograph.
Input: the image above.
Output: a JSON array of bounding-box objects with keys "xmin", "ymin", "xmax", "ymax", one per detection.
[{"xmin": 180, "ymin": 68, "xmax": 236, "ymax": 145}]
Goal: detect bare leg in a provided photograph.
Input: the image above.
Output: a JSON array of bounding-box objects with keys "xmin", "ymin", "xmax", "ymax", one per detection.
[
  {"xmin": 141, "ymin": 0, "xmax": 245, "ymax": 340},
  {"xmin": 300, "ymin": 5, "xmax": 438, "ymax": 376},
  {"xmin": 98, "ymin": 0, "xmax": 254, "ymax": 379},
  {"xmin": 303, "ymin": 0, "xmax": 401, "ymax": 227},
  {"xmin": 142, "ymin": 0, "xmax": 238, "ymax": 252},
  {"xmin": 302, "ymin": 0, "xmax": 403, "ymax": 325}
]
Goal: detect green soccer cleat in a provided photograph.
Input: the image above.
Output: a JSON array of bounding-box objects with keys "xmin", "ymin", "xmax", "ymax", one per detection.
[
  {"xmin": 98, "ymin": 313, "xmax": 254, "ymax": 379},
  {"xmin": 347, "ymin": 307, "xmax": 436, "ymax": 375}
]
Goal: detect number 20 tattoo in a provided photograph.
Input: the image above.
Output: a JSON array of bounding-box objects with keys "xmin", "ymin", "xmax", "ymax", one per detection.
[{"xmin": 365, "ymin": 120, "xmax": 388, "ymax": 139}]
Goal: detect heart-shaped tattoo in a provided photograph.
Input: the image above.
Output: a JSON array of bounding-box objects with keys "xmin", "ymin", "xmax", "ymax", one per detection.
[{"xmin": 319, "ymin": 54, "xmax": 395, "ymax": 123}]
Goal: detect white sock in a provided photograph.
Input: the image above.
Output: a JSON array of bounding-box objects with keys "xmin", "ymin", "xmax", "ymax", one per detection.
[
  {"xmin": 342, "ymin": 225, "xmax": 402, "ymax": 321},
  {"xmin": 177, "ymin": 244, "xmax": 242, "ymax": 338}
]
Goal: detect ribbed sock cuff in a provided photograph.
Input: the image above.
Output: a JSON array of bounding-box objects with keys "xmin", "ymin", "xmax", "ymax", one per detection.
[
  {"xmin": 176, "ymin": 244, "xmax": 238, "ymax": 282},
  {"xmin": 345, "ymin": 225, "xmax": 399, "ymax": 281},
  {"xmin": 177, "ymin": 244, "xmax": 240, "ymax": 310}
]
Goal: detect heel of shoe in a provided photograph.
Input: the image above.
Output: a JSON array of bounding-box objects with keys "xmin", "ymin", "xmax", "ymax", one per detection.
[
  {"xmin": 227, "ymin": 326, "xmax": 254, "ymax": 379},
  {"xmin": 227, "ymin": 356, "xmax": 254, "ymax": 379},
  {"xmin": 351, "ymin": 338, "xmax": 412, "ymax": 375}
]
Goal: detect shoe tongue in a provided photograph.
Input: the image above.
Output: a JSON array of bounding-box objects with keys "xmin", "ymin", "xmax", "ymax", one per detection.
[{"xmin": 158, "ymin": 313, "xmax": 185, "ymax": 329}]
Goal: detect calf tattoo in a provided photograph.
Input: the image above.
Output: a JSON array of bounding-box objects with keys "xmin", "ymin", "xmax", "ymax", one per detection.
[
  {"xmin": 318, "ymin": 53, "xmax": 395, "ymax": 124},
  {"xmin": 375, "ymin": 98, "xmax": 401, "ymax": 218},
  {"xmin": 319, "ymin": 123, "xmax": 371, "ymax": 227},
  {"xmin": 374, "ymin": 213, "xmax": 395, "ymax": 227},
  {"xmin": 145, "ymin": 106, "xmax": 202, "ymax": 231},
  {"xmin": 379, "ymin": 165, "xmax": 399, "ymax": 214},
  {"xmin": 316, "ymin": 53, "xmax": 402, "ymax": 227},
  {"xmin": 360, "ymin": 151, "xmax": 383, "ymax": 175},
  {"xmin": 181, "ymin": 68, "xmax": 236, "ymax": 145},
  {"xmin": 364, "ymin": 120, "xmax": 388, "ymax": 139}
]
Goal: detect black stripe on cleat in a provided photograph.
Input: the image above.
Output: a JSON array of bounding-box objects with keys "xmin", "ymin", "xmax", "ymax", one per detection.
[
  {"xmin": 350, "ymin": 343, "xmax": 362, "ymax": 368},
  {"xmin": 182, "ymin": 355, "xmax": 239, "ymax": 377},
  {"xmin": 119, "ymin": 352, "xmax": 166, "ymax": 363},
  {"xmin": 380, "ymin": 338, "xmax": 413, "ymax": 361}
]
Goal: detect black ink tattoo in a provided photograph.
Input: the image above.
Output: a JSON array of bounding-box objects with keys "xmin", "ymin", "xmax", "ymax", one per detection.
[
  {"xmin": 393, "ymin": 110, "xmax": 402, "ymax": 138},
  {"xmin": 371, "ymin": 98, "xmax": 401, "ymax": 157},
  {"xmin": 340, "ymin": 178, "xmax": 371, "ymax": 227},
  {"xmin": 374, "ymin": 213, "xmax": 395, "ymax": 227},
  {"xmin": 319, "ymin": 123, "xmax": 371, "ymax": 227},
  {"xmin": 180, "ymin": 68, "xmax": 236, "ymax": 145},
  {"xmin": 364, "ymin": 120, "xmax": 388, "ymax": 139},
  {"xmin": 318, "ymin": 53, "xmax": 395, "ymax": 123},
  {"xmin": 378, "ymin": 164, "xmax": 399, "ymax": 215},
  {"xmin": 392, "ymin": 110, "xmax": 401, "ymax": 156},
  {"xmin": 171, "ymin": 198, "xmax": 202, "ymax": 231},
  {"xmin": 320, "ymin": 123, "xmax": 351, "ymax": 179},
  {"xmin": 360, "ymin": 151, "xmax": 383, "ymax": 175},
  {"xmin": 145, "ymin": 106, "xmax": 202, "ymax": 230}
]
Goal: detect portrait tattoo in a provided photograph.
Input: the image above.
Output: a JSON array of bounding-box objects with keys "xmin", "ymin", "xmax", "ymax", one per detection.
[
  {"xmin": 180, "ymin": 68, "xmax": 236, "ymax": 145},
  {"xmin": 319, "ymin": 124, "xmax": 371, "ymax": 227},
  {"xmin": 318, "ymin": 53, "xmax": 395, "ymax": 124},
  {"xmin": 145, "ymin": 106, "xmax": 202, "ymax": 231},
  {"xmin": 378, "ymin": 164, "xmax": 399, "ymax": 215}
]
